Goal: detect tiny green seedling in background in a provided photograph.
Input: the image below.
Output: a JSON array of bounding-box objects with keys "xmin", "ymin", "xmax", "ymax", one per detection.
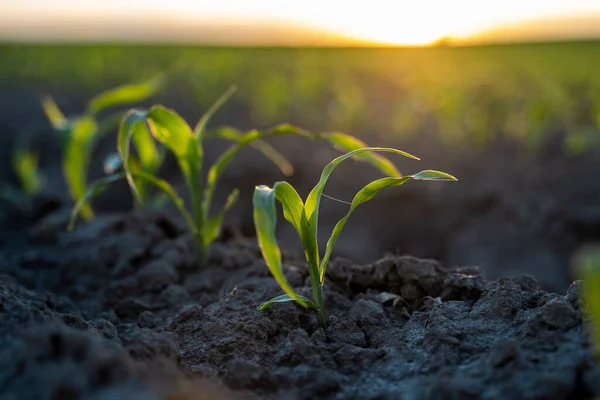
[
  {"xmin": 574, "ymin": 245, "xmax": 600, "ymax": 359},
  {"xmin": 0, "ymin": 138, "xmax": 43, "ymax": 209},
  {"xmin": 12, "ymin": 145, "xmax": 41, "ymax": 197},
  {"xmin": 69, "ymin": 86, "xmax": 404, "ymax": 266},
  {"xmin": 40, "ymin": 75, "xmax": 163, "ymax": 220},
  {"xmin": 253, "ymin": 147, "xmax": 457, "ymax": 327}
]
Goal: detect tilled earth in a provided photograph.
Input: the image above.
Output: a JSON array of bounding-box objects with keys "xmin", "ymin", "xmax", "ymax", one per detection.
[
  {"xmin": 0, "ymin": 204, "xmax": 598, "ymax": 400},
  {"xmin": 1, "ymin": 87, "xmax": 600, "ymax": 399}
]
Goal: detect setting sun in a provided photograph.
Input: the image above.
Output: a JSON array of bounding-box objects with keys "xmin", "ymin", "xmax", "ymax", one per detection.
[{"xmin": 1, "ymin": 0, "xmax": 600, "ymax": 45}]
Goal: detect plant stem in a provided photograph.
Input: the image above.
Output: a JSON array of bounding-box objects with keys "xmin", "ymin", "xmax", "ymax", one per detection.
[
  {"xmin": 187, "ymin": 163, "xmax": 206, "ymax": 265},
  {"xmin": 315, "ymin": 284, "xmax": 326, "ymax": 327},
  {"xmin": 308, "ymin": 260, "xmax": 326, "ymax": 327}
]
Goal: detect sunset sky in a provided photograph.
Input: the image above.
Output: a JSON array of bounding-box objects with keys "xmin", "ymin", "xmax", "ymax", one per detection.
[{"xmin": 1, "ymin": 0, "xmax": 600, "ymax": 45}]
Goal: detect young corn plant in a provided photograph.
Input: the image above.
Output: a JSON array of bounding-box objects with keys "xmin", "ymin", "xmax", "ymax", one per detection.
[
  {"xmin": 41, "ymin": 75, "xmax": 163, "ymax": 220},
  {"xmin": 575, "ymin": 246, "xmax": 600, "ymax": 359},
  {"xmin": 69, "ymin": 87, "xmax": 403, "ymax": 266},
  {"xmin": 0, "ymin": 138, "xmax": 43, "ymax": 209},
  {"xmin": 12, "ymin": 144, "xmax": 42, "ymax": 197},
  {"xmin": 253, "ymin": 147, "xmax": 457, "ymax": 327}
]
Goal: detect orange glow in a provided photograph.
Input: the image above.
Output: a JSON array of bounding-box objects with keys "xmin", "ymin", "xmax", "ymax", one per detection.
[{"xmin": 1, "ymin": 0, "xmax": 600, "ymax": 45}]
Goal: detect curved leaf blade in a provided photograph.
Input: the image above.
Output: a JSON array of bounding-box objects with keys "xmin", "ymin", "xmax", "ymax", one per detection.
[
  {"xmin": 272, "ymin": 181, "xmax": 306, "ymax": 236},
  {"xmin": 319, "ymin": 169, "xmax": 457, "ymax": 282},
  {"xmin": 12, "ymin": 148, "xmax": 40, "ymax": 195},
  {"xmin": 412, "ymin": 170, "xmax": 458, "ymax": 181},
  {"xmin": 68, "ymin": 172, "xmax": 126, "ymax": 230},
  {"xmin": 203, "ymin": 189, "xmax": 239, "ymax": 246},
  {"xmin": 267, "ymin": 123, "xmax": 312, "ymax": 137},
  {"xmin": 130, "ymin": 170, "xmax": 197, "ymax": 235},
  {"xmin": 319, "ymin": 176, "xmax": 411, "ymax": 282},
  {"xmin": 193, "ymin": 85, "xmax": 237, "ymax": 138},
  {"xmin": 130, "ymin": 119, "xmax": 161, "ymax": 171},
  {"xmin": 208, "ymin": 127, "xmax": 294, "ymax": 176},
  {"xmin": 270, "ymin": 181, "xmax": 320, "ymax": 272},
  {"xmin": 206, "ymin": 130, "xmax": 261, "ymax": 189},
  {"xmin": 304, "ymin": 147, "xmax": 415, "ymax": 239},
  {"xmin": 70, "ymin": 115, "xmax": 99, "ymax": 143},
  {"xmin": 575, "ymin": 246, "xmax": 600, "ymax": 357},
  {"xmin": 320, "ymin": 132, "xmax": 404, "ymax": 177},
  {"xmin": 40, "ymin": 95, "xmax": 67, "ymax": 130},
  {"xmin": 117, "ymin": 109, "xmax": 148, "ymax": 203},
  {"xmin": 203, "ymin": 128, "xmax": 306, "ymax": 227},
  {"xmin": 61, "ymin": 116, "xmax": 99, "ymax": 220},
  {"xmin": 86, "ymin": 76, "xmax": 163, "ymax": 115},
  {"xmin": 146, "ymin": 105, "xmax": 194, "ymax": 157},
  {"xmin": 97, "ymin": 110, "xmax": 126, "ymax": 138},
  {"xmin": 258, "ymin": 294, "xmax": 317, "ymax": 311},
  {"xmin": 248, "ymin": 139, "xmax": 294, "ymax": 176},
  {"xmin": 253, "ymin": 185, "xmax": 312, "ymax": 309},
  {"xmin": 206, "ymin": 126, "xmax": 314, "ymax": 194}
]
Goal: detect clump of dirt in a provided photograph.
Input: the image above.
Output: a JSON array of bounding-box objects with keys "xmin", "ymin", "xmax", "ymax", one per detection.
[{"xmin": 0, "ymin": 204, "xmax": 598, "ymax": 400}]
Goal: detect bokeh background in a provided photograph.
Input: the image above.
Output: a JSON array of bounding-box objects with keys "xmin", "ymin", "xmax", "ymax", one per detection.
[{"xmin": 1, "ymin": 0, "xmax": 600, "ymax": 293}]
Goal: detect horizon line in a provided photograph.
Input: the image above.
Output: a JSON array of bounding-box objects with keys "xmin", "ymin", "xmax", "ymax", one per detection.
[{"xmin": 1, "ymin": 11, "xmax": 599, "ymax": 47}]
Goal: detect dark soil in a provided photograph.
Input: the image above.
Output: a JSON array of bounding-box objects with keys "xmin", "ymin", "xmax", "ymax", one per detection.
[
  {"xmin": 2, "ymin": 87, "xmax": 600, "ymax": 399},
  {"xmin": 0, "ymin": 202, "xmax": 599, "ymax": 400},
  {"xmin": 3, "ymin": 88, "xmax": 600, "ymax": 296}
]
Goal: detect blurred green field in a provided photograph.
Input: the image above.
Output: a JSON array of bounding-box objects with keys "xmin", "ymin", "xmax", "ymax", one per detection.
[{"xmin": 1, "ymin": 41, "xmax": 599, "ymax": 152}]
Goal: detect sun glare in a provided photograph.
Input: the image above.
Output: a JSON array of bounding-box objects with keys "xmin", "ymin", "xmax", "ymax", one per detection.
[
  {"xmin": 173, "ymin": 0, "xmax": 600, "ymax": 46},
  {"xmin": 2, "ymin": 0, "xmax": 600, "ymax": 45}
]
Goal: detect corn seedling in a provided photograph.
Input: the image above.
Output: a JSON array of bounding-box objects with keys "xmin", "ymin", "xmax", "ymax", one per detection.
[
  {"xmin": 41, "ymin": 75, "xmax": 163, "ymax": 220},
  {"xmin": 253, "ymin": 147, "xmax": 457, "ymax": 326},
  {"xmin": 575, "ymin": 245, "xmax": 600, "ymax": 359},
  {"xmin": 12, "ymin": 144, "xmax": 42, "ymax": 197},
  {"xmin": 69, "ymin": 87, "xmax": 403, "ymax": 265},
  {"xmin": 0, "ymin": 137, "xmax": 43, "ymax": 210}
]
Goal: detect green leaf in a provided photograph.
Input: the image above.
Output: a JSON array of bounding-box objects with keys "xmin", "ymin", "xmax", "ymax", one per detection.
[
  {"xmin": 68, "ymin": 172, "xmax": 126, "ymax": 230},
  {"xmin": 40, "ymin": 94, "xmax": 67, "ymax": 130},
  {"xmin": 97, "ymin": 110, "xmax": 126, "ymax": 138},
  {"xmin": 193, "ymin": 85, "xmax": 237, "ymax": 138},
  {"xmin": 258, "ymin": 294, "xmax": 317, "ymax": 311},
  {"xmin": 146, "ymin": 105, "xmax": 194, "ymax": 157},
  {"xmin": 86, "ymin": 76, "xmax": 163, "ymax": 115},
  {"xmin": 268, "ymin": 123, "xmax": 311, "ymax": 136},
  {"xmin": 63, "ymin": 144, "xmax": 88, "ymax": 217},
  {"xmin": 206, "ymin": 130, "xmax": 260, "ymax": 189},
  {"xmin": 61, "ymin": 116, "xmax": 99, "ymax": 220},
  {"xmin": 204, "ymin": 126, "xmax": 244, "ymax": 141},
  {"xmin": 304, "ymin": 147, "xmax": 418, "ymax": 240},
  {"xmin": 117, "ymin": 109, "xmax": 149, "ymax": 203},
  {"xmin": 318, "ymin": 169, "xmax": 457, "ymax": 282},
  {"xmin": 248, "ymin": 139, "xmax": 294, "ymax": 176},
  {"xmin": 412, "ymin": 170, "xmax": 458, "ymax": 181},
  {"xmin": 319, "ymin": 176, "xmax": 411, "ymax": 282},
  {"xmin": 205, "ymin": 126, "xmax": 315, "ymax": 215},
  {"xmin": 70, "ymin": 115, "xmax": 98, "ymax": 143},
  {"xmin": 130, "ymin": 119, "xmax": 161, "ymax": 171},
  {"xmin": 271, "ymin": 181, "xmax": 306, "ymax": 236},
  {"xmin": 208, "ymin": 127, "xmax": 294, "ymax": 176},
  {"xmin": 203, "ymin": 189, "xmax": 239, "ymax": 246},
  {"xmin": 320, "ymin": 132, "xmax": 404, "ymax": 177},
  {"xmin": 576, "ymin": 246, "xmax": 600, "ymax": 358},
  {"xmin": 131, "ymin": 170, "xmax": 197, "ymax": 235},
  {"xmin": 12, "ymin": 148, "xmax": 41, "ymax": 195},
  {"xmin": 202, "ymin": 130, "xmax": 273, "ymax": 229},
  {"xmin": 270, "ymin": 181, "xmax": 320, "ymax": 272},
  {"xmin": 253, "ymin": 185, "xmax": 313, "ymax": 309}
]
